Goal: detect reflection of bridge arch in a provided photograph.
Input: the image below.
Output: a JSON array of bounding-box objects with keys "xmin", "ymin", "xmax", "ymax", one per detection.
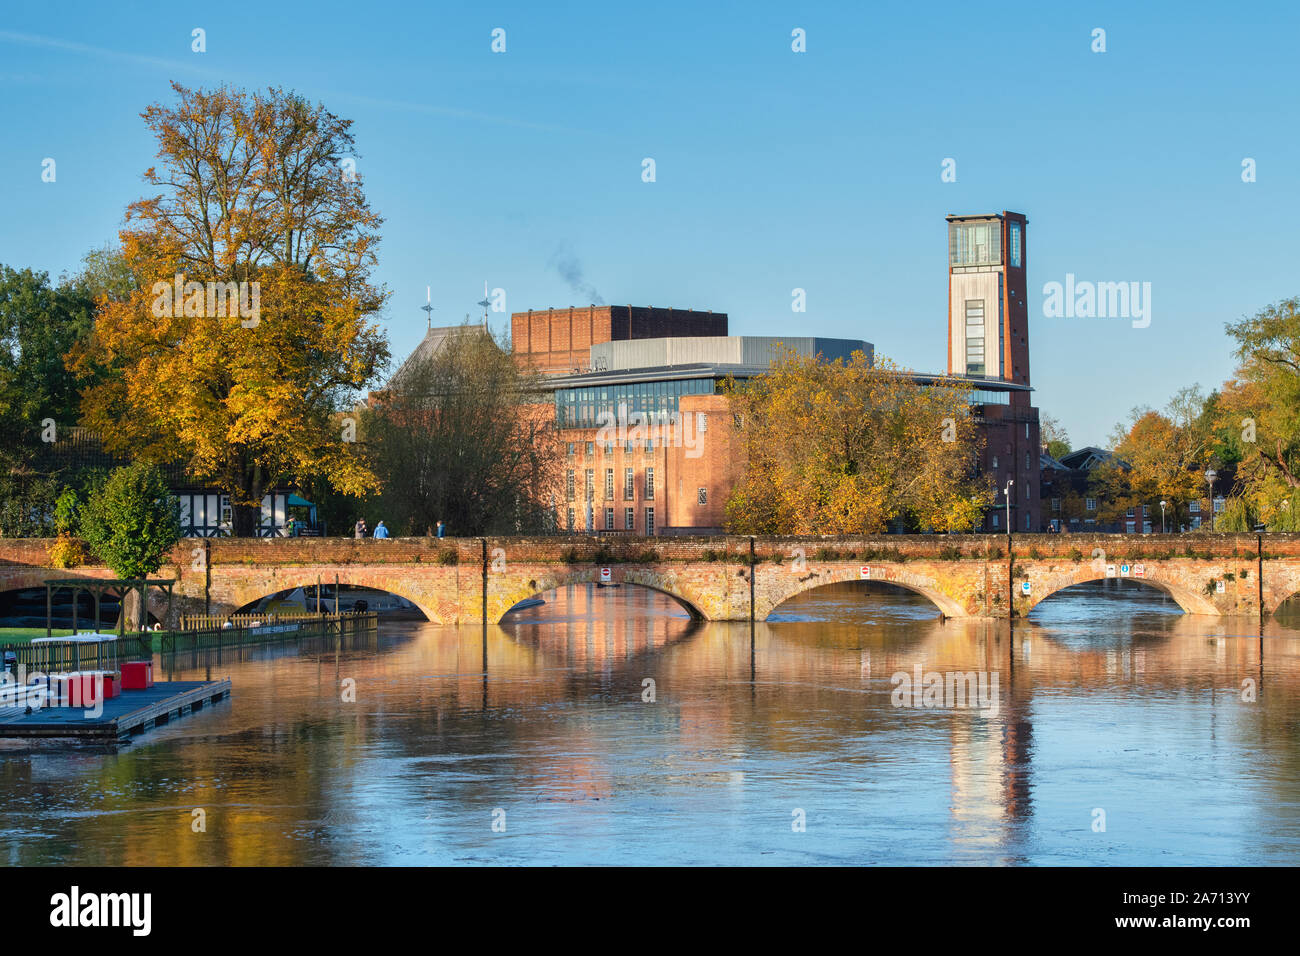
[
  {"xmin": 1021, "ymin": 567, "xmax": 1215, "ymax": 616},
  {"xmin": 760, "ymin": 566, "xmax": 968, "ymax": 620},
  {"xmin": 493, "ymin": 569, "xmax": 705, "ymax": 624}
]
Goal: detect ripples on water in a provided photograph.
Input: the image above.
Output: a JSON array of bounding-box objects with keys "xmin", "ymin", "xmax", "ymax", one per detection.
[{"xmin": 2, "ymin": 579, "xmax": 1298, "ymax": 866}]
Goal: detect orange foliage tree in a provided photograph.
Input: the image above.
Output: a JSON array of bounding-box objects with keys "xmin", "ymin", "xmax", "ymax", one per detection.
[
  {"xmin": 69, "ymin": 84, "xmax": 389, "ymax": 535},
  {"xmin": 723, "ymin": 351, "xmax": 992, "ymax": 534}
]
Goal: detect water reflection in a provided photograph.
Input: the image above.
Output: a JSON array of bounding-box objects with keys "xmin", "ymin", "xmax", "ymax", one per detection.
[{"xmin": 1, "ymin": 580, "xmax": 1298, "ymax": 865}]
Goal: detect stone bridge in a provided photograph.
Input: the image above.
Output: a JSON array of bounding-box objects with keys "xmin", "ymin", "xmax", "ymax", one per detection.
[{"xmin": 2, "ymin": 533, "xmax": 1300, "ymax": 626}]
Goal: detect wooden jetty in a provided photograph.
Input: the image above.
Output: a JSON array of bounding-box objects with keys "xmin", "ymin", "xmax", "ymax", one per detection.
[{"xmin": 0, "ymin": 679, "xmax": 231, "ymax": 741}]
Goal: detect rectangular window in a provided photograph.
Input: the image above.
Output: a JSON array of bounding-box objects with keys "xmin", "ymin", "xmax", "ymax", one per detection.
[
  {"xmin": 1086, "ymin": 497, "xmax": 1096, "ymax": 511},
  {"xmin": 1051, "ymin": 498, "xmax": 1060, "ymax": 512},
  {"xmin": 585, "ymin": 469, "xmax": 594, "ymax": 502},
  {"xmin": 1010, "ymin": 223, "xmax": 1022, "ymax": 268},
  {"xmin": 605, "ymin": 468, "xmax": 614, "ymax": 500},
  {"xmin": 605, "ymin": 507, "xmax": 614, "ymax": 530},
  {"xmin": 585, "ymin": 441, "xmax": 594, "ymax": 456},
  {"xmin": 646, "ymin": 467, "xmax": 655, "ymax": 500},
  {"xmin": 698, "ymin": 487, "xmax": 708, "ymax": 505},
  {"xmin": 992, "ymin": 455, "xmax": 999, "ymax": 470},
  {"xmin": 697, "ymin": 412, "xmax": 707, "ymax": 433},
  {"xmin": 566, "ymin": 508, "xmax": 574, "ymax": 531},
  {"xmin": 566, "ymin": 469, "xmax": 575, "ymax": 501},
  {"xmin": 965, "ymin": 299, "xmax": 985, "ymax": 375},
  {"xmin": 566, "ymin": 442, "xmax": 575, "ymax": 456},
  {"xmin": 992, "ymin": 512, "xmax": 999, "ymax": 529},
  {"xmin": 1189, "ymin": 501, "xmax": 1200, "ymax": 514},
  {"xmin": 1126, "ymin": 521, "xmax": 1136, "ymax": 534},
  {"xmin": 645, "ymin": 507, "xmax": 655, "ymax": 535},
  {"xmin": 625, "ymin": 507, "xmax": 635, "ymax": 530},
  {"xmin": 604, "ymin": 442, "xmax": 614, "ymax": 455},
  {"xmin": 624, "ymin": 467, "xmax": 634, "ymax": 500},
  {"xmin": 1126, "ymin": 507, "xmax": 1135, "ymax": 518},
  {"xmin": 1025, "ymin": 452, "xmax": 1031, "ymax": 470}
]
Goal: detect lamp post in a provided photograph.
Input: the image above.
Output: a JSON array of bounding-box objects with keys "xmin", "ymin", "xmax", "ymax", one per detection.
[
  {"xmin": 1160, "ymin": 499, "xmax": 1167, "ymax": 534},
  {"xmin": 1204, "ymin": 469, "xmax": 1217, "ymax": 532},
  {"xmin": 1004, "ymin": 480, "xmax": 1014, "ymax": 542}
]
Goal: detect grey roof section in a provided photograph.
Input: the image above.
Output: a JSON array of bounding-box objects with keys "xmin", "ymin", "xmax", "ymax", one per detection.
[
  {"xmin": 588, "ymin": 336, "xmax": 872, "ymax": 373},
  {"xmin": 389, "ymin": 323, "xmax": 492, "ymax": 387},
  {"xmin": 544, "ymin": 363, "xmax": 1033, "ymax": 392}
]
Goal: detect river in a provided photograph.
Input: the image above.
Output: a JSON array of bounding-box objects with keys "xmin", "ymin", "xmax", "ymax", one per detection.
[{"xmin": 2, "ymin": 580, "xmax": 1298, "ymax": 865}]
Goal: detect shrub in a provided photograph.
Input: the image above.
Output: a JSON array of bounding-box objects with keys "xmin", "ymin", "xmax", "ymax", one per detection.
[
  {"xmin": 79, "ymin": 463, "xmax": 182, "ymax": 579},
  {"xmin": 1069, "ymin": 548, "xmax": 1083, "ymax": 562},
  {"xmin": 635, "ymin": 549, "xmax": 660, "ymax": 564},
  {"xmin": 702, "ymin": 548, "xmax": 718, "ymax": 562},
  {"xmin": 939, "ymin": 545, "xmax": 962, "ymax": 560},
  {"xmin": 436, "ymin": 549, "xmax": 459, "ymax": 566},
  {"xmin": 48, "ymin": 534, "xmax": 89, "ymax": 569}
]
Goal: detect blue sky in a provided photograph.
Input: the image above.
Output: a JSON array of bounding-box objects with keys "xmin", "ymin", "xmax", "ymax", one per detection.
[{"xmin": 2, "ymin": 0, "xmax": 1297, "ymax": 447}]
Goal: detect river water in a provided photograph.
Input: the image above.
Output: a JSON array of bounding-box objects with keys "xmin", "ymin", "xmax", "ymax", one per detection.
[{"xmin": 2, "ymin": 581, "xmax": 1298, "ymax": 866}]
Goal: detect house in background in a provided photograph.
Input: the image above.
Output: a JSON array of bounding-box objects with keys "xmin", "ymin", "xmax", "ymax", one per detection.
[{"xmin": 31, "ymin": 427, "xmax": 316, "ymax": 537}]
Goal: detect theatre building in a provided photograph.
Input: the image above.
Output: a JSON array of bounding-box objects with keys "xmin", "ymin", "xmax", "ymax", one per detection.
[{"xmin": 501, "ymin": 210, "xmax": 1042, "ymax": 535}]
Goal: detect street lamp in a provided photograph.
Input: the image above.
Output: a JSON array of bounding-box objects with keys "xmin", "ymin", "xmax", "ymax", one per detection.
[
  {"xmin": 1204, "ymin": 469, "xmax": 1217, "ymax": 532},
  {"xmin": 1160, "ymin": 499, "xmax": 1167, "ymax": 534},
  {"xmin": 1004, "ymin": 480, "xmax": 1014, "ymax": 540}
]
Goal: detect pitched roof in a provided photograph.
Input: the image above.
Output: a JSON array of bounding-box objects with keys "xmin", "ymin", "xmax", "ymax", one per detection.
[{"xmin": 389, "ymin": 322, "xmax": 492, "ymax": 389}]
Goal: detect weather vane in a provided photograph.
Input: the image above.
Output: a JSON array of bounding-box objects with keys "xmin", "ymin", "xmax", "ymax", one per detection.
[{"xmin": 421, "ymin": 285, "xmax": 435, "ymax": 330}]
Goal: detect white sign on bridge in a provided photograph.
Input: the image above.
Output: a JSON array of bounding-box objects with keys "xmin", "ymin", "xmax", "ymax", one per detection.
[
  {"xmin": 599, "ymin": 567, "xmax": 612, "ymax": 583},
  {"xmin": 860, "ymin": 566, "xmax": 871, "ymax": 579}
]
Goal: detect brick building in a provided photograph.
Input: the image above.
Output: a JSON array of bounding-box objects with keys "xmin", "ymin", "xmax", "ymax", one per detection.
[
  {"xmin": 486, "ymin": 210, "xmax": 1044, "ymax": 535},
  {"xmin": 512, "ymin": 305, "xmax": 727, "ymax": 374}
]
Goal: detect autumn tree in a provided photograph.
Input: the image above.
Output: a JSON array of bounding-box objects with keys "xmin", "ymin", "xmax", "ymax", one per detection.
[
  {"xmin": 1092, "ymin": 387, "xmax": 1215, "ymax": 529},
  {"xmin": 1215, "ymin": 297, "xmax": 1300, "ymax": 528},
  {"xmin": 723, "ymin": 351, "xmax": 993, "ymax": 534},
  {"xmin": 363, "ymin": 323, "xmax": 561, "ymax": 536},
  {"xmin": 1040, "ymin": 413, "xmax": 1071, "ymax": 460},
  {"xmin": 69, "ymin": 84, "xmax": 389, "ymax": 536}
]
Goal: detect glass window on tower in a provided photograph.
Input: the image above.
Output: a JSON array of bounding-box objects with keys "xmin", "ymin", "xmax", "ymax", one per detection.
[
  {"xmin": 1009, "ymin": 222, "xmax": 1022, "ymax": 268},
  {"xmin": 965, "ymin": 299, "xmax": 986, "ymax": 376}
]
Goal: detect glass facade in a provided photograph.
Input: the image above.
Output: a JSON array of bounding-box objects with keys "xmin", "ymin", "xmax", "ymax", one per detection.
[
  {"xmin": 556, "ymin": 378, "xmax": 716, "ymax": 427},
  {"xmin": 949, "ymin": 219, "xmax": 1002, "ymax": 267}
]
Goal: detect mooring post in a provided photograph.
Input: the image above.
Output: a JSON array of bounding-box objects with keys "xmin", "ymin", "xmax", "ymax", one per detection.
[
  {"xmin": 749, "ymin": 536, "xmax": 756, "ymax": 624},
  {"xmin": 204, "ymin": 538, "xmax": 212, "ymax": 617},
  {"xmin": 481, "ymin": 538, "xmax": 489, "ymax": 625},
  {"xmin": 1257, "ymin": 533, "xmax": 1264, "ymax": 629}
]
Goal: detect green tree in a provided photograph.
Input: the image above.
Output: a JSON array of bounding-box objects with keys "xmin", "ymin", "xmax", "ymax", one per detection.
[
  {"xmin": 0, "ymin": 264, "xmax": 96, "ymax": 458},
  {"xmin": 79, "ymin": 463, "xmax": 182, "ymax": 579}
]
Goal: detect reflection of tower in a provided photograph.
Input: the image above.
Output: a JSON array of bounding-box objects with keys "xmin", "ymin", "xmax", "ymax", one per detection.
[{"xmin": 1001, "ymin": 634, "xmax": 1034, "ymax": 825}]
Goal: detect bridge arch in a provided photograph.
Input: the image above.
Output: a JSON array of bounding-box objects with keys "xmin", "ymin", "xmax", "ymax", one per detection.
[
  {"xmin": 492, "ymin": 568, "xmax": 706, "ymax": 624},
  {"xmin": 759, "ymin": 565, "xmax": 969, "ymax": 620},
  {"xmin": 213, "ymin": 571, "xmax": 442, "ymax": 624},
  {"xmin": 1021, "ymin": 567, "xmax": 1216, "ymax": 616}
]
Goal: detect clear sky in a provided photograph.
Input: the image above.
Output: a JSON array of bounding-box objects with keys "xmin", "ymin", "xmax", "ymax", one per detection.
[{"xmin": 2, "ymin": 0, "xmax": 1297, "ymax": 448}]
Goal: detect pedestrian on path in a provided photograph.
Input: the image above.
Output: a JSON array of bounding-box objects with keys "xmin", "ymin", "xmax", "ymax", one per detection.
[
  {"xmin": 374, "ymin": 521, "xmax": 389, "ymax": 539},
  {"xmin": 436, "ymin": 520, "xmax": 445, "ymax": 538},
  {"xmin": 355, "ymin": 518, "xmax": 367, "ymax": 538}
]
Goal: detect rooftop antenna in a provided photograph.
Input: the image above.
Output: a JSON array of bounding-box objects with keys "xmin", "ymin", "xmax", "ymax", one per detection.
[
  {"xmin": 421, "ymin": 286, "xmax": 435, "ymax": 330},
  {"xmin": 476, "ymin": 281, "xmax": 492, "ymax": 332}
]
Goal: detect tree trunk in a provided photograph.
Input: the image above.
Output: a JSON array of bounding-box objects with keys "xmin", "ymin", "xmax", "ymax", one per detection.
[{"xmin": 231, "ymin": 502, "xmax": 261, "ymax": 537}]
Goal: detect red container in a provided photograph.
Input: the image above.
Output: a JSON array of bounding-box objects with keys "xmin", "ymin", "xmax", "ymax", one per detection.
[
  {"xmin": 70, "ymin": 672, "xmax": 118, "ymax": 707},
  {"xmin": 121, "ymin": 661, "xmax": 154, "ymax": 690}
]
